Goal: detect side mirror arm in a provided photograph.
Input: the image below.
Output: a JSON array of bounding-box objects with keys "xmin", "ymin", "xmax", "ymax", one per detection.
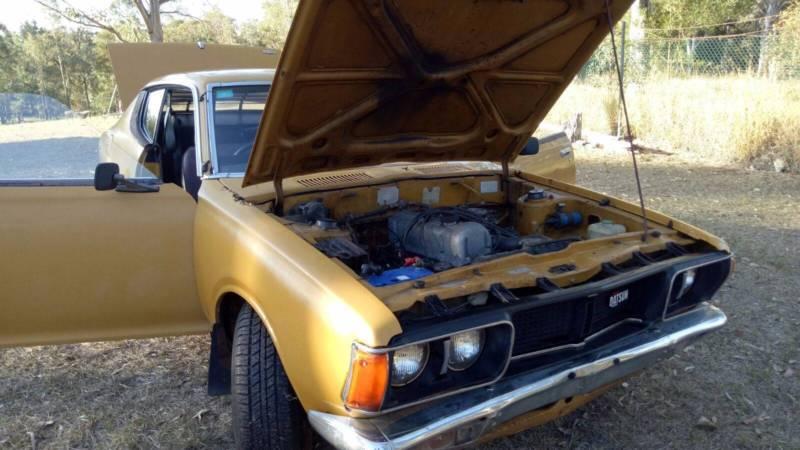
[{"xmin": 115, "ymin": 176, "xmax": 160, "ymax": 193}]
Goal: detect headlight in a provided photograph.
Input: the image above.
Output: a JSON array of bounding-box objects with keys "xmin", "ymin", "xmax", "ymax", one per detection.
[
  {"xmin": 391, "ymin": 344, "xmax": 428, "ymax": 386},
  {"xmin": 676, "ymin": 269, "xmax": 696, "ymax": 299},
  {"xmin": 448, "ymin": 329, "xmax": 484, "ymax": 371}
]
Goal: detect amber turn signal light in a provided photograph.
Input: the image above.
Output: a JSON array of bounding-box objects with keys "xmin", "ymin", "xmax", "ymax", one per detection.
[{"xmin": 344, "ymin": 348, "xmax": 389, "ymax": 412}]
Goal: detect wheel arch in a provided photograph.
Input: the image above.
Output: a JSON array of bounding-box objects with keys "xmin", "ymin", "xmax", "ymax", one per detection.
[{"xmin": 208, "ymin": 289, "xmax": 285, "ymax": 397}]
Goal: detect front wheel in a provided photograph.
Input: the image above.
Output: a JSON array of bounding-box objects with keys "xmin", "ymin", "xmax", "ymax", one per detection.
[{"xmin": 231, "ymin": 304, "xmax": 311, "ymax": 450}]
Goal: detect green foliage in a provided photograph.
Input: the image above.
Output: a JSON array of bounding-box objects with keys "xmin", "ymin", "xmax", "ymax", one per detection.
[
  {"xmin": 238, "ymin": 0, "xmax": 299, "ymax": 49},
  {"xmin": 165, "ymin": 8, "xmax": 238, "ymax": 44},
  {"xmin": 770, "ymin": 2, "xmax": 800, "ymax": 73},
  {"xmin": 1, "ymin": 1, "xmax": 304, "ymax": 121},
  {"xmin": 644, "ymin": 0, "xmax": 754, "ymax": 34}
]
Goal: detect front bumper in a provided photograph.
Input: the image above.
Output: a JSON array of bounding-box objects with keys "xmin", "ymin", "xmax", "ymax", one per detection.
[{"xmin": 309, "ymin": 303, "xmax": 726, "ymax": 450}]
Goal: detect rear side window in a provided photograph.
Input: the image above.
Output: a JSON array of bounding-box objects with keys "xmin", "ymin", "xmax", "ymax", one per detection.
[{"xmin": 142, "ymin": 89, "xmax": 166, "ymax": 142}]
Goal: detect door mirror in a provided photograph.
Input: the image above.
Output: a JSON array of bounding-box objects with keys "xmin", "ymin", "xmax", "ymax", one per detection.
[
  {"xmin": 94, "ymin": 163, "xmax": 159, "ymax": 193},
  {"xmin": 520, "ymin": 137, "xmax": 539, "ymax": 156},
  {"xmin": 94, "ymin": 163, "xmax": 121, "ymax": 191}
]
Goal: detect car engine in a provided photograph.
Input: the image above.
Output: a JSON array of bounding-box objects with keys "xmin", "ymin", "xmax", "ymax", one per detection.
[
  {"xmin": 389, "ymin": 208, "xmax": 501, "ymax": 268},
  {"xmin": 286, "ymin": 199, "xmax": 589, "ymax": 286}
]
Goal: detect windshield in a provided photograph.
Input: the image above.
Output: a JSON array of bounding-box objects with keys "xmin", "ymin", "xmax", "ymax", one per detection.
[{"xmin": 209, "ymin": 84, "xmax": 270, "ymax": 175}]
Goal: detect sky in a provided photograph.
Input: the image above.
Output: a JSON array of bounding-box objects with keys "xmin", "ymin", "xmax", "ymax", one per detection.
[{"xmin": 1, "ymin": 0, "xmax": 264, "ymax": 31}]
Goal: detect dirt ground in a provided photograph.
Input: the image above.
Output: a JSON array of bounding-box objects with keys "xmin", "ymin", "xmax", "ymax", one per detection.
[
  {"xmin": 0, "ymin": 121, "xmax": 798, "ymax": 449},
  {"xmin": 0, "ymin": 117, "xmax": 114, "ymax": 179}
]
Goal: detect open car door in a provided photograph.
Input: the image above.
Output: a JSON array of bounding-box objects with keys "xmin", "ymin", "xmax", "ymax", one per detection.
[{"xmin": 0, "ymin": 181, "xmax": 208, "ymax": 347}]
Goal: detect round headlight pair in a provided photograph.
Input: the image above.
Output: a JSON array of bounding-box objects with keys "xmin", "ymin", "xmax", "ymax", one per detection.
[{"xmin": 389, "ymin": 329, "xmax": 486, "ymax": 386}]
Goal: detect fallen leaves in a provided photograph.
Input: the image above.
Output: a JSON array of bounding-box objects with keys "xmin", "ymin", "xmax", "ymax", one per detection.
[
  {"xmin": 695, "ymin": 416, "xmax": 718, "ymax": 431},
  {"xmin": 193, "ymin": 408, "xmax": 210, "ymax": 422},
  {"xmin": 742, "ymin": 413, "xmax": 770, "ymax": 425}
]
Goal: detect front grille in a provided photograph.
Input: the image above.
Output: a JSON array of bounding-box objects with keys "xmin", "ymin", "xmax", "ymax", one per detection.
[
  {"xmin": 510, "ymin": 274, "xmax": 663, "ymax": 357},
  {"xmin": 511, "ymin": 302, "xmax": 575, "ymax": 354}
]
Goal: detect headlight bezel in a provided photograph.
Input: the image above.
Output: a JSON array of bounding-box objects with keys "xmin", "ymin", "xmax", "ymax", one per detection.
[
  {"xmin": 664, "ymin": 257, "xmax": 732, "ymax": 318},
  {"xmin": 344, "ymin": 321, "xmax": 513, "ymax": 415}
]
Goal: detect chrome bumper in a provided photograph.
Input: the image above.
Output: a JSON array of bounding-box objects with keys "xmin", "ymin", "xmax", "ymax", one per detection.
[{"xmin": 309, "ymin": 303, "xmax": 726, "ymax": 450}]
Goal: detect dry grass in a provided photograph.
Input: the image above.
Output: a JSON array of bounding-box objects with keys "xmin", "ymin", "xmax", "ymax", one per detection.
[
  {"xmin": 546, "ymin": 77, "xmax": 800, "ymax": 170},
  {"xmin": 3, "ymin": 148, "xmax": 798, "ymax": 449}
]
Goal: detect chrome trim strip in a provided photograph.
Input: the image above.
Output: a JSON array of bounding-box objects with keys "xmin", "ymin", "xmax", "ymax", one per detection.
[
  {"xmin": 0, "ymin": 179, "xmax": 94, "ymax": 187},
  {"xmin": 344, "ymin": 321, "xmax": 515, "ymax": 417},
  {"xmin": 0, "ymin": 178, "xmax": 160, "ymax": 187},
  {"xmin": 191, "ymin": 85, "xmax": 203, "ymax": 179},
  {"xmin": 510, "ymin": 318, "xmax": 645, "ymax": 360},
  {"xmin": 205, "ymin": 81, "xmax": 271, "ymax": 178},
  {"xmin": 310, "ymin": 303, "xmax": 727, "ymax": 450}
]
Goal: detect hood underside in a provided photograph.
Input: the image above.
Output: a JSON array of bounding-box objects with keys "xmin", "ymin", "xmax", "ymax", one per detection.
[{"xmin": 244, "ymin": 0, "xmax": 632, "ymax": 186}]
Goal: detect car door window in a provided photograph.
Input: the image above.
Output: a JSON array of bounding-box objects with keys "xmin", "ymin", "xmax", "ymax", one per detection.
[{"xmin": 142, "ymin": 89, "xmax": 166, "ymax": 143}]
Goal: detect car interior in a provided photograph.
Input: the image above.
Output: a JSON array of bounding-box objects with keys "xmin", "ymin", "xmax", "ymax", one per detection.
[
  {"xmin": 143, "ymin": 87, "xmax": 201, "ymax": 199},
  {"xmin": 140, "ymin": 84, "xmax": 270, "ymax": 200}
]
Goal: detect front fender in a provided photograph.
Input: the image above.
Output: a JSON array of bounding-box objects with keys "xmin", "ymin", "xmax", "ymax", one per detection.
[{"xmin": 193, "ymin": 180, "xmax": 402, "ymax": 414}]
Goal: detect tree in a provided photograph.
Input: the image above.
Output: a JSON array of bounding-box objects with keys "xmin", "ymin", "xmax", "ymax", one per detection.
[
  {"xmin": 33, "ymin": 0, "xmax": 195, "ymax": 43},
  {"xmin": 765, "ymin": 1, "xmax": 800, "ymax": 77},
  {"xmin": 0, "ymin": 25, "xmax": 16, "ymax": 91},
  {"xmin": 755, "ymin": 0, "xmax": 792, "ymax": 74},
  {"xmin": 240, "ymin": 0, "xmax": 298, "ymax": 49},
  {"xmin": 165, "ymin": 8, "xmax": 238, "ymax": 44},
  {"xmin": 643, "ymin": 0, "xmax": 753, "ymax": 36},
  {"xmin": 131, "ymin": 0, "xmax": 171, "ymax": 43}
]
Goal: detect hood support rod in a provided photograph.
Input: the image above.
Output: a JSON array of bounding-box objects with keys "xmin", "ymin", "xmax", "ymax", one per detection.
[
  {"xmin": 605, "ymin": 0, "xmax": 649, "ymax": 242},
  {"xmin": 274, "ymin": 175, "xmax": 285, "ymax": 215}
]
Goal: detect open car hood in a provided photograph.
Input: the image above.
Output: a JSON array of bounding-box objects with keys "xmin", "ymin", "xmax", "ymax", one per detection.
[{"xmin": 244, "ymin": 0, "xmax": 632, "ymax": 187}]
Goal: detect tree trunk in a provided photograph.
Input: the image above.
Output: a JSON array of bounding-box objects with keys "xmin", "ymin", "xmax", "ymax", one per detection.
[
  {"xmin": 55, "ymin": 50, "xmax": 72, "ymax": 110},
  {"xmin": 133, "ymin": 0, "xmax": 165, "ymax": 43},
  {"xmin": 82, "ymin": 75, "xmax": 91, "ymax": 111},
  {"xmin": 757, "ymin": 15, "xmax": 775, "ymax": 76}
]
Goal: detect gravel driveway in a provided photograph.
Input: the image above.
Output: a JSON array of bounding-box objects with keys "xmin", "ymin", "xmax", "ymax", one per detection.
[
  {"xmin": 0, "ymin": 117, "xmax": 114, "ymax": 179},
  {"xmin": 0, "ymin": 121, "xmax": 797, "ymax": 449}
]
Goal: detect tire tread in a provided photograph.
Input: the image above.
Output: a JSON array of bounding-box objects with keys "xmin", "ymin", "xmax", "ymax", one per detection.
[{"xmin": 231, "ymin": 305, "xmax": 307, "ymax": 450}]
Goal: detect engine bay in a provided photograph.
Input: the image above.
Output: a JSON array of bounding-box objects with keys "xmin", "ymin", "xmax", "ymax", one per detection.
[{"xmin": 277, "ymin": 174, "xmax": 695, "ymax": 301}]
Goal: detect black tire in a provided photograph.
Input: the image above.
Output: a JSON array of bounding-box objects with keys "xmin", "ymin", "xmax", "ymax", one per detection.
[{"xmin": 231, "ymin": 304, "xmax": 310, "ymax": 450}]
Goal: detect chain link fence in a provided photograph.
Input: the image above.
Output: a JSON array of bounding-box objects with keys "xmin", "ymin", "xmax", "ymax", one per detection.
[
  {"xmin": 580, "ymin": 33, "xmax": 799, "ymax": 81},
  {"xmin": 547, "ymin": 26, "xmax": 800, "ymax": 171}
]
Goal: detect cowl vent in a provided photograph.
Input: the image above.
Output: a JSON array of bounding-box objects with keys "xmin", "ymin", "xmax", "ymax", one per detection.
[
  {"xmin": 296, "ymin": 172, "xmax": 373, "ymax": 188},
  {"xmin": 412, "ymin": 163, "xmax": 472, "ymax": 175}
]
